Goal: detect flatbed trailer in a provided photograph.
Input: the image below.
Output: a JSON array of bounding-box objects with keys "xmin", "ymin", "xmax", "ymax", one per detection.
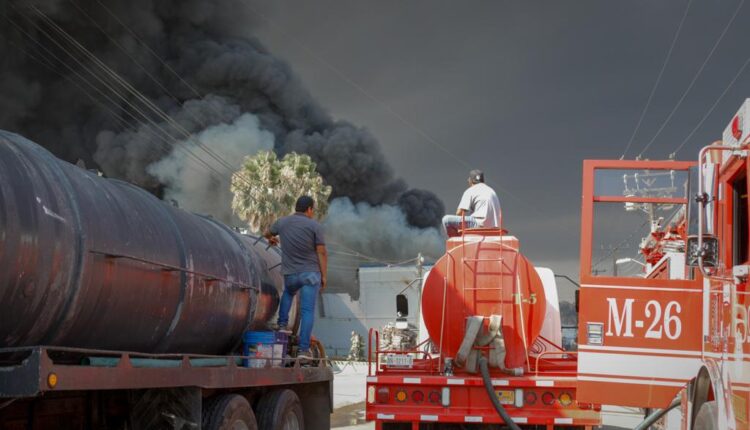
[{"xmin": 0, "ymin": 346, "xmax": 333, "ymax": 430}]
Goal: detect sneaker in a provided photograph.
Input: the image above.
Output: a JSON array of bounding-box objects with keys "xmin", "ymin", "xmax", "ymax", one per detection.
[{"xmin": 276, "ymin": 325, "xmax": 292, "ymax": 334}]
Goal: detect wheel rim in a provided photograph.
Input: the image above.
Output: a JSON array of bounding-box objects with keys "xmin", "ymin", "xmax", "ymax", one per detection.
[
  {"xmin": 281, "ymin": 409, "xmax": 301, "ymax": 430},
  {"xmin": 230, "ymin": 420, "xmax": 250, "ymax": 430}
]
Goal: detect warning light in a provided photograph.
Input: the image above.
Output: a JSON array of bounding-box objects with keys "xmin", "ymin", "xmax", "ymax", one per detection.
[
  {"xmin": 47, "ymin": 373, "xmax": 58, "ymax": 388},
  {"xmin": 395, "ymin": 389, "xmax": 408, "ymax": 402},
  {"xmin": 559, "ymin": 392, "xmax": 573, "ymax": 406}
]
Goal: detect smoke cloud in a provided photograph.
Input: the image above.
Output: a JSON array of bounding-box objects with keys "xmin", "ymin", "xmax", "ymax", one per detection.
[
  {"xmin": 147, "ymin": 111, "xmax": 275, "ymax": 219},
  {"xmin": 0, "ymin": 0, "xmax": 446, "ymax": 295}
]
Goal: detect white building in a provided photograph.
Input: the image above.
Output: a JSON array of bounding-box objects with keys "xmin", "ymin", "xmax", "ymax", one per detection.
[{"xmin": 315, "ymin": 264, "xmax": 427, "ymax": 358}]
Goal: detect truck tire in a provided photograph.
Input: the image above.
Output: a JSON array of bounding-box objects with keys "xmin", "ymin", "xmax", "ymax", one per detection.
[
  {"xmin": 256, "ymin": 389, "xmax": 304, "ymax": 430},
  {"xmin": 694, "ymin": 400, "xmax": 718, "ymax": 430},
  {"xmin": 203, "ymin": 394, "xmax": 258, "ymax": 430}
]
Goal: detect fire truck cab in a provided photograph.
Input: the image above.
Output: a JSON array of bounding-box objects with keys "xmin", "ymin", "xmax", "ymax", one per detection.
[{"xmin": 577, "ymin": 99, "xmax": 750, "ymax": 429}]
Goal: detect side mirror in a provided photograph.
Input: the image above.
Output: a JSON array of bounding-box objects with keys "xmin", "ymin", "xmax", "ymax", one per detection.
[
  {"xmin": 686, "ymin": 235, "xmax": 719, "ymax": 267},
  {"xmin": 396, "ymin": 294, "xmax": 409, "ymax": 318}
]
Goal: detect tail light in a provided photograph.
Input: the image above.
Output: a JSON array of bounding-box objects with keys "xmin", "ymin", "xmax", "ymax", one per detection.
[
  {"xmin": 377, "ymin": 387, "xmax": 390, "ymax": 403},
  {"xmin": 559, "ymin": 392, "xmax": 573, "ymax": 406},
  {"xmin": 428, "ymin": 390, "xmax": 441, "ymax": 404},
  {"xmin": 412, "ymin": 390, "xmax": 425, "ymax": 403},
  {"xmin": 524, "ymin": 391, "xmax": 537, "ymax": 405},
  {"xmin": 541, "ymin": 391, "xmax": 555, "ymax": 405}
]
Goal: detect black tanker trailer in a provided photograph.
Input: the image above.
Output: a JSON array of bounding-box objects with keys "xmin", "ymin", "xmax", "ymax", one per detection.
[{"xmin": 0, "ymin": 131, "xmax": 332, "ymax": 430}]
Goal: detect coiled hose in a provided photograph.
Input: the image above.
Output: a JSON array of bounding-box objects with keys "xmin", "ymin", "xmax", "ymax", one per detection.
[{"xmin": 479, "ymin": 356, "xmax": 522, "ymax": 430}]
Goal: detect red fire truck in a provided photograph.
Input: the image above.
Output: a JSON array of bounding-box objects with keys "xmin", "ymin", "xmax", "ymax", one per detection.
[
  {"xmin": 577, "ymin": 99, "xmax": 750, "ymax": 429},
  {"xmin": 367, "ymin": 100, "xmax": 750, "ymax": 429}
]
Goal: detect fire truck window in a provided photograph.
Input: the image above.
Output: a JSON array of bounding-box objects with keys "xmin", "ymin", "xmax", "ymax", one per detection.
[
  {"xmin": 733, "ymin": 173, "xmax": 748, "ymax": 265},
  {"xmin": 591, "ymin": 202, "xmax": 687, "ymax": 278},
  {"xmin": 594, "ymin": 169, "xmax": 688, "ymax": 199}
]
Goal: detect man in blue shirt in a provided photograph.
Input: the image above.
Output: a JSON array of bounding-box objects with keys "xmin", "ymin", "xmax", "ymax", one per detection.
[{"xmin": 265, "ymin": 196, "xmax": 328, "ymax": 361}]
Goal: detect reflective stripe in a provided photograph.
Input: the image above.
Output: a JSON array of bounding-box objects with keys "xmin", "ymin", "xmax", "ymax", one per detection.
[
  {"xmin": 578, "ymin": 375, "xmax": 685, "ymax": 387},
  {"xmin": 555, "ymin": 418, "xmax": 573, "ymax": 424},
  {"xmin": 421, "ymin": 415, "xmax": 438, "ymax": 421},
  {"xmin": 366, "ymin": 377, "xmax": 378, "ymax": 383},
  {"xmin": 403, "ymin": 377, "xmax": 421, "ymax": 384},
  {"xmin": 464, "ymin": 416, "xmax": 483, "ymax": 423},
  {"xmin": 376, "ymin": 413, "xmax": 394, "ymax": 420},
  {"xmin": 535, "ymin": 380, "xmax": 554, "ymax": 387},
  {"xmin": 512, "ymin": 417, "xmax": 528, "ymax": 424},
  {"xmin": 447, "ymin": 378, "xmax": 465, "ymax": 385},
  {"xmin": 492, "ymin": 379, "xmax": 510, "ymax": 386}
]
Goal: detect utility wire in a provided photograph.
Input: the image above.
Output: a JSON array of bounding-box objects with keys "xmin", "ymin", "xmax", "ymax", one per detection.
[
  {"xmin": 24, "ymin": 4, "xmax": 256, "ymax": 188},
  {"xmin": 32, "ymin": 5, "xmax": 232, "ymax": 180},
  {"xmin": 7, "ymin": 4, "xmax": 219, "ymax": 179},
  {"xmin": 3, "ymin": 10, "xmax": 190, "ymax": 160},
  {"xmin": 89, "ymin": 0, "xmax": 219, "ymax": 117},
  {"xmin": 66, "ymin": 0, "xmax": 241, "ymax": 178},
  {"xmin": 670, "ymin": 55, "xmax": 750, "ymax": 157},
  {"xmin": 620, "ymin": 0, "xmax": 693, "ymax": 159},
  {"xmin": 246, "ymin": 5, "xmax": 541, "ymax": 215},
  {"xmin": 637, "ymin": 0, "xmax": 745, "ymax": 159}
]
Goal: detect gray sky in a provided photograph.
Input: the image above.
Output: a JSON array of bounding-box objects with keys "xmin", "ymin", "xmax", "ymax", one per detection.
[{"xmin": 252, "ymin": 0, "xmax": 750, "ymax": 289}]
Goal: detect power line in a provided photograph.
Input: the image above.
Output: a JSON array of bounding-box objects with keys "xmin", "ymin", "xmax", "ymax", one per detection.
[
  {"xmin": 620, "ymin": 0, "xmax": 693, "ymax": 159},
  {"xmin": 6, "ymin": 4, "xmax": 223, "ymax": 180},
  {"xmin": 637, "ymin": 0, "xmax": 745, "ymax": 159},
  {"xmin": 670, "ymin": 55, "xmax": 750, "ymax": 157},
  {"xmin": 246, "ymin": 5, "xmax": 542, "ymax": 215},
  {"xmin": 3, "ymin": 10, "xmax": 190, "ymax": 158},
  {"xmin": 66, "ymin": 0, "xmax": 241, "ymax": 178},
  {"xmin": 19, "ymin": 3, "xmax": 257, "ymax": 189}
]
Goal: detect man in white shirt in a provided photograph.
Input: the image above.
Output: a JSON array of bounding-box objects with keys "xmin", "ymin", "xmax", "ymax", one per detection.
[{"xmin": 442, "ymin": 169, "xmax": 502, "ymax": 236}]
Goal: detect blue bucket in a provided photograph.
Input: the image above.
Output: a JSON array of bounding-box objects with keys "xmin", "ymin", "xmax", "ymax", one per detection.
[{"xmin": 242, "ymin": 331, "xmax": 288, "ymax": 367}]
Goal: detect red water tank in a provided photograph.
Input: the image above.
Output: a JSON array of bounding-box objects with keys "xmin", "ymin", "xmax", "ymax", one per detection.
[{"xmin": 421, "ymin": 230, "xmax": 547, "ymax": 370}]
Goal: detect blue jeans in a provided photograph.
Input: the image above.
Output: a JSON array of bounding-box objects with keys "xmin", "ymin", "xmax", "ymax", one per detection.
[
  {"xmin": 442, "ymin": 215, "xmax": 478, "ymax": 236},
  {"xmin": 278, "ymin": 271, "xmax": 321, "ymax": 351}
]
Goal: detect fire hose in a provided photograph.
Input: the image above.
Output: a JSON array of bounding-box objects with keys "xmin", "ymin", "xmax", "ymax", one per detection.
[{"xmin": 479, "ymin": 356, "xmax": 522, "ymax": 430}]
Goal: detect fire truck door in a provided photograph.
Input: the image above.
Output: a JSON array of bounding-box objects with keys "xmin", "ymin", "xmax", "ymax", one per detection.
[{"xmin": 577, "ymin": 160, "xmax": 702, "ymax": 409}]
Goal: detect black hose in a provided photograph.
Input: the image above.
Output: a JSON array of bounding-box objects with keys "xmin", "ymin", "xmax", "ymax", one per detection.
[
  {"xmin": 634, "ymin": 397, "xmax": 681, "ymax": 430},
  {"xmin": 478, "ymin": 356, "xmax": 522, "ymax": 430}
]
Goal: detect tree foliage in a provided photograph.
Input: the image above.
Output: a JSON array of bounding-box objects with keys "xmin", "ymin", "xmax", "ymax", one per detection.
[{"xmin": 231, "ymin": 151, "xmax": 332, "ymax": 233}]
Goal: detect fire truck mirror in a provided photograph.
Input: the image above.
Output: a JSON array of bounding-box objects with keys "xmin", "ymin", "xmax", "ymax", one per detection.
[
  {"xmin": 686, "ymin": 235, "xmax": 718, "ymax": 267},
  {"xmin": 396, "ymin": 294, "xmax": 409, "ymax": 318}
]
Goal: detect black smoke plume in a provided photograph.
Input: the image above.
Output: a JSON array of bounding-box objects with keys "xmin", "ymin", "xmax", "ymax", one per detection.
[{"xmin": 0, "ymin": 0, "xmax": 445, "ymax": 294}]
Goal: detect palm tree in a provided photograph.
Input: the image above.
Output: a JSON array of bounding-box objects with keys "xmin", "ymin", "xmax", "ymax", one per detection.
[{"xmin": 231, "ymin": 151, "xmax": 331, "ymax": 233}]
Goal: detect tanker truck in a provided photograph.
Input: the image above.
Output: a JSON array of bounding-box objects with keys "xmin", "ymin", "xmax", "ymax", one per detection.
[
  {"xmin": 0, "ymin": 131, "xmax": 333, "ymax": 430},
  {"xmin": 365, "ymin": 229, "xmax": 602, "ymax": 428}
]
